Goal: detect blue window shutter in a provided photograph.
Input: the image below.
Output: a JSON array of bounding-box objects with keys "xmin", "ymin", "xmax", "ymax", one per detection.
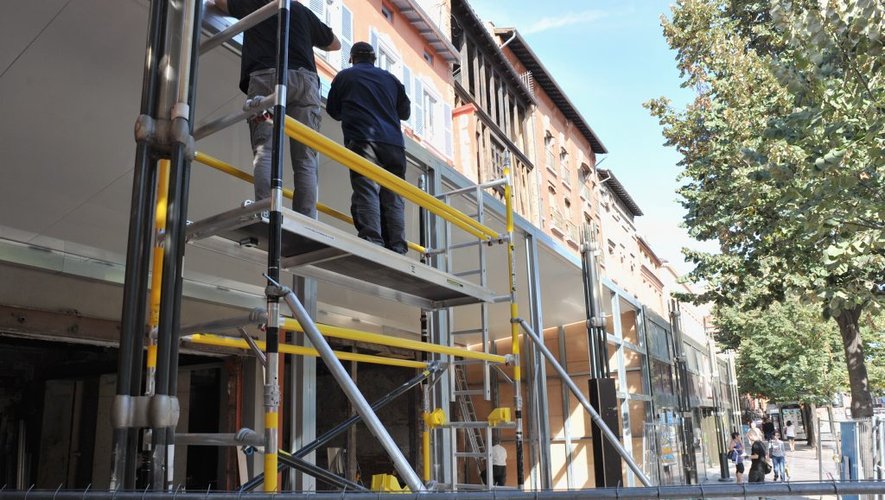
[
  {"xmin": 402, "ymin": 65, "xmax": 412, "ymax": 126},
  {"xmin": 414, "ymin": 79, "xmax": 424, "ymax": 137},
  {"xmin": 340, "ymin": 5, "xmax": 353, "ymax": 68},
  {"xmin": 443, "ymin": 103, "xmax": 453, "ymax": 158}
]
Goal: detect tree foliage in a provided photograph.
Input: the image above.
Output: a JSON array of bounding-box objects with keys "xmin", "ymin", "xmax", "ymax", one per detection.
[
  {"xmin": 645, "ymin": 0, "xmax": 884, "ymax": 416},
  {"xmin": 719, "ymin": 300, "xmax": 847, "ymax": 404}
]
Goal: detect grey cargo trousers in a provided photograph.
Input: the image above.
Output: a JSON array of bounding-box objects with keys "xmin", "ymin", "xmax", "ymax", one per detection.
[{"xmin": 247, "ymin": 67, "xmax": 322, "ymax": 218}]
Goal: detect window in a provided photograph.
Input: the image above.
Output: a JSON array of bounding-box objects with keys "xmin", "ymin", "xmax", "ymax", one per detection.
[
  {"xmin": 560, "ymin": 149, "xmax": 570, "ymax": 186},
  {"xmin": 411, "ymin": 78, "xmax": 451, "ymax": 157},
  {"xmin": 339, "ymin": 5, "xmax": 353, "ymax": 69},
  {"xmin": 370, "ymin": 29, "xmax": 401, "ymax": 75},
  {"xmin": 422, "ymin": 91, "xmax": 437, "ymax": 137},
  {"xmin": 544, "ymin": 132, "xmax": 555, "ymax": 173},
  {"xmin": 402, "ymin": 65, "xmax": 412, "ymax": 127},
  {"xmin": 306, "ymin": 0, "xmax": 351, "ymax": 70},
  {"xmin": 381, "ymin": 4, "xmax": 393, "ymax": 22},
  {"xmin": 378, "ymin": 46, "xmax": 398, "ymax": 72}
]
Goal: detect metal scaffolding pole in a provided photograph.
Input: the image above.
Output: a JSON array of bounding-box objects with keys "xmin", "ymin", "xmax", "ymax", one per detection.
[
  {"xmin": 111, "ymin": 0, "xmax": 167, "ymax": 489},
  {"xmin": 516, "ymin": 318, "xmax": 653, "ymax": 487},
  {"xmin": 502, "ymin": 158, "xmax": 525, "ymax": 489},
  {"xmin": 241, "ymin": 364, "xmax": 442, "ymax": 491},
  {"xmin": 259, "ymin": 0, "xmax": 292, "ymax": 492},
  {"xmin": 150, "ymin": 0, "xmax": 203, "ymax": 490},
  {"xmin": 276, "ymin": 279, "xmax": 426, "ymax": 492},
  {"xmin": 525, "ymin": 234, "xmax": 551, "ymax": 489}
]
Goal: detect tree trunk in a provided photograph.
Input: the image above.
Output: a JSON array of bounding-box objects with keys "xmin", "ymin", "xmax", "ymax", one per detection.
[
  {"xmin": 801, "ymin": 403, "xmax": 817, "ymax": 449},
  {"xmin": 834, "ymin": 307, "xmax": 873, "ymax": 419}
]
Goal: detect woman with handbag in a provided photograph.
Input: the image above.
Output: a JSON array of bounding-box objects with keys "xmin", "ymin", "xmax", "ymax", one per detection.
[
  {"xmin": 729, "ymin": 431, "xmax": 745, "ymax": 483},
  {"xmin": 747, "ymin": 427, "xmax": 771, "ymax": 483}
]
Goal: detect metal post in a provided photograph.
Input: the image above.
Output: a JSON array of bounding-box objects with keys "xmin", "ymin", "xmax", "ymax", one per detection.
[
  {"xmin": 517, "ymin": 318, "xmax": 654, "ymax": 486},
  {"xmin": 261, "ymin": 0, "xmax": 291, "ymax": 493},
  {"xmin": 242, "ymin": 366, "xmax": 439, "ymax": 491},
  {"xmin": 112, "ymin": 0, "xmax": 166, "ymax": 489},
  {"xmin": 557, "ymin": 326, "xmax": 575, "ymax": 489},
  {"xmin": 524, "ymin": 234, "xmax": 551, "ymax": 489},
  {"xmin": 151, "ymin": 0, "xmax": 202, "ymax": 489},
  {"xmin": 199, "ymin": 1, "xmax": 277, "ymax": 53},
  {"xmin": 278, "ymin": 283, "xmax": 426, "ymax": 492},
  {"xmin": 818, "ymin": 417, "xmax": 823, "ymax": 481},
  {"xmin": 502, "ymin": 154, "xmax": 525, "ymax": 489}
]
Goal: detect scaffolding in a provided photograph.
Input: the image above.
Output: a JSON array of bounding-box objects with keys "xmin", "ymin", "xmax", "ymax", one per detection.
[{"xmin": 108, "ymin": 0, "xmax": 650, "ymax": 494}]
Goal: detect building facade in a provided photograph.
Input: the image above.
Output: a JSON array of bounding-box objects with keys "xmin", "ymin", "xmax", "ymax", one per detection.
[{"xmin": 0, "ymin": 0, "xmax": 738, "ymax": 492}]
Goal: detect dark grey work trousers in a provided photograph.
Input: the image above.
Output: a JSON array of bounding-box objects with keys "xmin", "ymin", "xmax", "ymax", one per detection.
[{"xmin": 345, "ymin": 140, "xmax": 407, "ymax": 254}]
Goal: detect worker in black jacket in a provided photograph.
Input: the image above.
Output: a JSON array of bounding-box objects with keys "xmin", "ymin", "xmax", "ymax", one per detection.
[
  {"xmin": 214, "ymin": 0, "xmax": 340, "ymax": 217},
  {"xmin": 326, "ymin": 42, "xmax": 411, "ymax": 254}
]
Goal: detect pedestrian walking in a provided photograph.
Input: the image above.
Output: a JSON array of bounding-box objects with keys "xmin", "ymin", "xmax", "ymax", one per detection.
[
  {"xmin": 213, "ymin": 0, "xmax": 341, "ymax": 218},
  {"xmin": 747, "ymin": 427, "xmax": 770, "ymax": 483},
  {"xmin": 729, "ymin": 431, "xmax": 745, "ymax": 483},
  {"xmin": 326, "ymin": 42, "xmax": 411, "ymax": 254},
  {"xmin": 769, "ymin": 432, "xmax": 787, "ymax": 481},
  {"xmin": 762, "ymin": 416, "xmax": 775, "ymax": 441},
  {"xmin": 784, "ymin": 420, "xmax": 796, "ymax": 451}
]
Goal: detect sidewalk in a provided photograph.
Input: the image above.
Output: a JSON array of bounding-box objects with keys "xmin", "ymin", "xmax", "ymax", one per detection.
[{"xmin": 702, "ymin": 442, "xmax": 841, "ymax": 499}]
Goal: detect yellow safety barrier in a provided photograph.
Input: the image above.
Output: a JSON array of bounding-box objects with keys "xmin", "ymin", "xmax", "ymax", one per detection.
[
  {"xmin": 281, "ymin": 318, "xmax": 507, "ymax": 364},
  {"xmin": 193, "ymin": 151, "xmax": 426, "ymax": 254},
  {"xmin": 371, "ymin": 473, "xmax": 410, "ymax": 493},
  {"xmin": 488, "ymin": 407, "xmax": 512, "ymax": 426},
  {"xmin": 187, "ymin": 333, "xmax": 427, "ymax": 369},
  {"xmin": 284, "ymin": 117, "xmax": 500, "ymax": 241}
]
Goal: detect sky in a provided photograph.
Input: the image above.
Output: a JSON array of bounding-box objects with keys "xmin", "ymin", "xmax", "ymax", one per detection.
[{"xmin": 467, "ymin": 0, "xmax": 719, "ymax": 273}]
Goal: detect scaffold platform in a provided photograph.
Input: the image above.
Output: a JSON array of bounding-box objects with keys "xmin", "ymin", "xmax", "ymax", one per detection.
[{"xmin": 186, "ymin": 199, "xmax": 497, "ymax": 309}]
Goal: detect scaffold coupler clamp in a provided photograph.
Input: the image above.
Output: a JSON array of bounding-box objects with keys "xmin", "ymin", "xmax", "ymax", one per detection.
[
  {"xmin": 263, "ymin": 274, "xmax": 290, "ymax": 300},
  {"xmin": 504, "ymin": 353, "xmax": 517, "ymax": 366},
  {"xmin": 588, "ymin": 316, "xmax": 606, "ymax": 328},
  {"xmin": 426, "ymin": 359, "xmax": 443, "ymax": 374}
]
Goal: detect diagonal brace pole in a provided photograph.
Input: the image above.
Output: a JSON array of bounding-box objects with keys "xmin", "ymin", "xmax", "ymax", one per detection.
[
  {"xmin": 278, "ymin": 451, "xmax": 367, "ymax": 491},
  {"xmin": 269, "ymin": 276, "xmax": 426, "ymax": 492},
  {"xmin": 241, "ymin": 363, "xmax": 444, "ymax": 491},
  {"xmin": 516, "ymin": 318, "xmax": 653, "ymax": 486}
]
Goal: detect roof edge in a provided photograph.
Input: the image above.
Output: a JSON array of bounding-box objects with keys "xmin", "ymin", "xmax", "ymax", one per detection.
[{"xmin": 494, "ymin": 27, "xmax": 608, "ymax": 154}]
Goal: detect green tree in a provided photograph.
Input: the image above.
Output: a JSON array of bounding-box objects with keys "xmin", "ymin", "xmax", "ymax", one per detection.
[
  {"xmin": 718, "ymin": 300, "xmax": 847, "ymax": 404},
  {"xmin": 646, "ymin": 0, "xmax": 884, "ymax": 417}
]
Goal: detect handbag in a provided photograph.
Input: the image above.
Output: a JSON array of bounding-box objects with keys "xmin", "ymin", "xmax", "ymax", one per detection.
[{"xmin": 763, "ymin": 461, "xmax": 772, "ymax": 474}]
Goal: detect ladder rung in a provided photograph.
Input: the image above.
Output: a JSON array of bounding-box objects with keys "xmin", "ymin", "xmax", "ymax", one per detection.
[
  {"xmin": 455, "ymin": 389, "xmax": 484, "ymax": 396},
  {"xmin": 452, "ymin": 328, "xmax": 484, "ymax": 335}
]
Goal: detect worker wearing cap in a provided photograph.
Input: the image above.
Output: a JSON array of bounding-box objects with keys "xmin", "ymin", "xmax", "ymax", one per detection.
[
  {"xmin": 213, "ymin": 0, "xmax": 340, "ymax": 218},
  {"xmin": 326, "ymin": 42, "xmax": 411, "ymax": 254}
]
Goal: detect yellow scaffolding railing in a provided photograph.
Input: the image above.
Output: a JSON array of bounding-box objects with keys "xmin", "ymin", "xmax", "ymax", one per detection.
[
  {"xmin": 280, "ymin": 318, "xmax": 507, "ymax": 364},
  {"xmin": 187, "ymin": 333, "xmax": 428, "ymax": 369},
  {"xmin": 193, "ymin": 151, "xmax": 429, "ymax": 254},
  {"xmin": 283, "ymin": 117, "xmax": 500, "ymax": 242}
]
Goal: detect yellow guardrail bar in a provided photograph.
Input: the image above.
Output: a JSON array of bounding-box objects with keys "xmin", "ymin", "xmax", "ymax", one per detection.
[
  {"xmin": 187, "ymin": 333, "xmax": 428, "ymax": 369},
  {"xmin": 281, "ymin": 318, "xmax": 506, "ymax": 364},
  {"xmin": 193, "ymin": 151, "xmax": 426, "ymax": 254},
  {"xmin": 283, "ymin": 116, "xmax": 500, "ymax": 241}
]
